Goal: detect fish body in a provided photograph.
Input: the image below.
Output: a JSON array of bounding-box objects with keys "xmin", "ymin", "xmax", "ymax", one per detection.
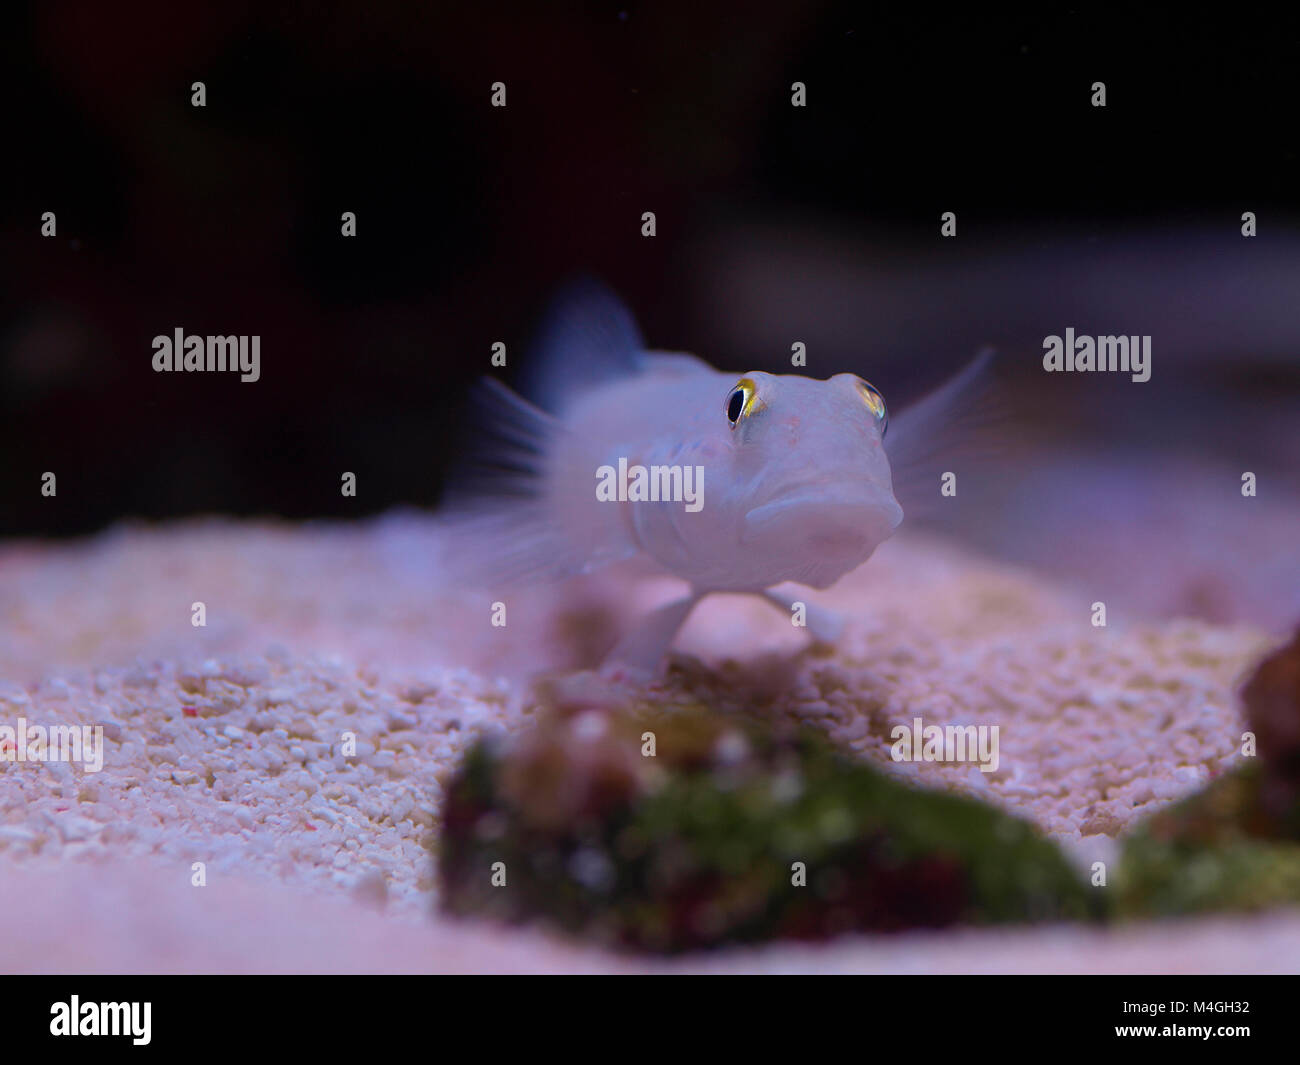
[{"xmin": 453, "ymin": 282, "xmax": 992, "ymax": 670}]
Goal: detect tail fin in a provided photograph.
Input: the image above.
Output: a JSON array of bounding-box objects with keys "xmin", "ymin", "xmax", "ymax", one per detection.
[
  {"xmin": 443, "ymin": 376, "xmax": 557, "ymax": 505},
  {"xmin": 440, "ymin": 281, "xmax": 651, "ymax": 585},
  {"xmin": 439, "ymin": 377, "xmax": 570, "ymax": 584}
]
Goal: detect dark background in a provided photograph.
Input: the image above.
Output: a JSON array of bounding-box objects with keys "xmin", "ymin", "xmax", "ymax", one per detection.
[{"xmin": 3, "ymin": 1, "xmax": 1298, "ymax": 538}]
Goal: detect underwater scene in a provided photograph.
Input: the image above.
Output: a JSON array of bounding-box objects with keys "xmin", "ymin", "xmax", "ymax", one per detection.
[{"xmin": 1, "ymin": 3, "xmax": 1298, "ymax": 986}]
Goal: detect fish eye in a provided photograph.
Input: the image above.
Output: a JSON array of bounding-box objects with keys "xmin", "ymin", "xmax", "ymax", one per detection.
[
  {"xmin": 725, "ymin": 378, "xmax": 758, "ymax": 428},
  {"xmin": 855, "ymin": 378, "xmax": 888, "ymax": 436}
]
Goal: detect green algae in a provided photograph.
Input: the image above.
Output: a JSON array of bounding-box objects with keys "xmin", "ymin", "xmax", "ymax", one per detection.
[
  {"xmin": 436, "ymin": 707, "xmax": 1099, "ymax": 952},
  {"xmin": 1118, "ymin": 627, "xmax": 1300, "ymax": 918},
  {"xmin": 1118, "ymin": 763, "xmax": 1300, "ymax": 917}
]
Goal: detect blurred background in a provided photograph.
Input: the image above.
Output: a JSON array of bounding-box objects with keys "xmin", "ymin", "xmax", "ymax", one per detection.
[{"xmin": 3, "ymin": 2, "xmax": 1298, "ymax": 624}]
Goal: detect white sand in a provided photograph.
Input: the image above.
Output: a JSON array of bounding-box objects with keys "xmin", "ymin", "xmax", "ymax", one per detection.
[{"xmin": 0, "ymin": 514, "xmax": 1295, "ymax": 972}]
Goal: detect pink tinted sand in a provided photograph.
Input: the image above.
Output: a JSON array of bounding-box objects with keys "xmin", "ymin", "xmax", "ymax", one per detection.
[{"xmin": 0, "ymin": 512, "xmax": 1297, "ymax": 972}]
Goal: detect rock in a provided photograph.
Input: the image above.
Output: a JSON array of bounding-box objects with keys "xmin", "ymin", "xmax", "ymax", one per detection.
[
  {"xmin": 1119, "ymin": 628, "xmax": 1300, "ymax": 916},
  {"xmin": 435, "ymin": 705, "xmax": 1098, "ymax": 953},
  {"xmin": 1241, "ymin": 626, "xmax": 1300, "ymax": 825},
  {"xmin": 1118, "ymin": 764, "xmax": 1300, "ymax": 916}
]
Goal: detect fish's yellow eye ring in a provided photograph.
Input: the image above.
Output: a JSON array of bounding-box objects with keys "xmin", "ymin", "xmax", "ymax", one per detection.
[
  {"xmin": 725, "ymin": 377, "xmax": 761, "ymax": 428},
  {"xmin": 854, "ymin": 378, "xmax": 888, "ymax": 436}
]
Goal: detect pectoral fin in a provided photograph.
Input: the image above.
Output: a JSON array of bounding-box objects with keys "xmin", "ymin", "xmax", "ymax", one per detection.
[{"xmin": 886, "ymin": 348, "xmax": 1008, "ymax": 522}]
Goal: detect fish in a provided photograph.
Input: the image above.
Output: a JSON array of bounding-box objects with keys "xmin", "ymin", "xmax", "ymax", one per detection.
[{"xmin": 448, "ymin": 280, "xmax": 997, "ymax": 673}]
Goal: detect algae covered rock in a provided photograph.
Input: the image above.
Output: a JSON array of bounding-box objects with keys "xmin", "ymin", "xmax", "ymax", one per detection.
[
  {"xmin": 1242, "ymin": 626, "xmax": 1300, "ymax": 830},
  {"xmin": 436, "ymin": 705, "xmax": 1098, "ymax": 952},
  {"xmin": 1118, "ymin": 764, "xmax": 1300, "ymax": 916},
  {"xmin": 1119, "ymin": 627, "xmax": 1300, "ymax": 917}
]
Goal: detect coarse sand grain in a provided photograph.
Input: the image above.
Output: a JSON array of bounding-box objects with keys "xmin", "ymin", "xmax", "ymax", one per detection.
[{"xmin": 0, "ymin": 514, "xmax": 1295, "ymax": 972}]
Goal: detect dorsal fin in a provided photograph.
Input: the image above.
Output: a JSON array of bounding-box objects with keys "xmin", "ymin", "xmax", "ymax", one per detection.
[{"xmin": 515, "ymin": 278, "xmax": 646, "ymax": 414}]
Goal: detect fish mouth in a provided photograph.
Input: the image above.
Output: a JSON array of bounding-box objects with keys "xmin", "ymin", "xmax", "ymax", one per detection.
[{"xmin": 742, "ymin": 487, "xmax": 902, "ymax": 547}]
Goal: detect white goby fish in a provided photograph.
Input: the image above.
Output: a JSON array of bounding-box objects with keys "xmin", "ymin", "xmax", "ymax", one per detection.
[{"xmin": 453, "ymin": 281, "xmax": 994, "ymax": 673}]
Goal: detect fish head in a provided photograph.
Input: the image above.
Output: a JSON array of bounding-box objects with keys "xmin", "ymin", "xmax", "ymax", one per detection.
[{"xmin": 723, "ymin": 371, "xmax": 903, "ymax": 588}]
